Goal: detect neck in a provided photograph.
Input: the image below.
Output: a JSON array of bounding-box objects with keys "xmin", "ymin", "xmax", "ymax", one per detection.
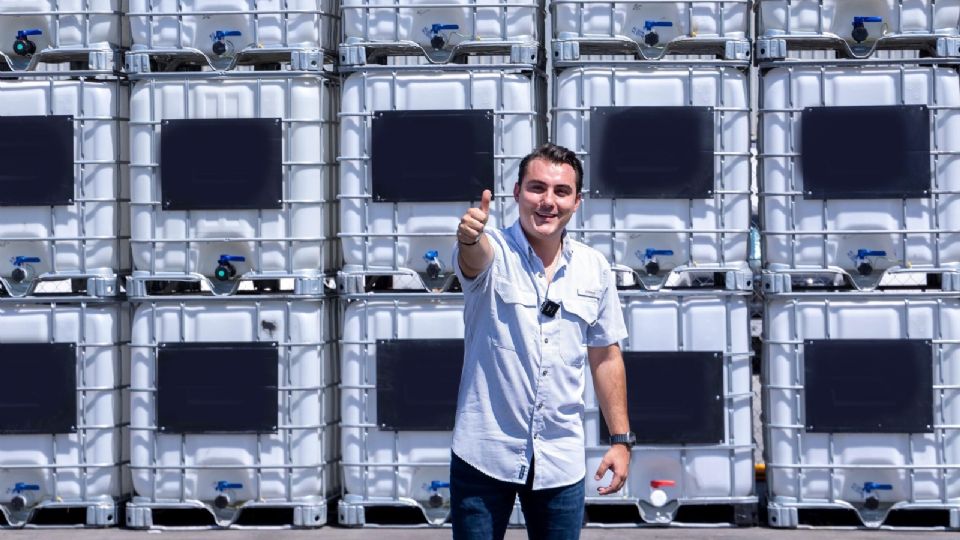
[{"xmin": 523, "ymin": 228, "xmax": 563, "ymax": 269}]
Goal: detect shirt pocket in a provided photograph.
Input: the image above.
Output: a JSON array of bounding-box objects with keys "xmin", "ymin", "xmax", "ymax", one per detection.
[
  {"xmin": 492, "ymin": 278, "xmax": 537, "ymax": 352},
  {"xmin": 564, "ymin": 289, "xmax": 601, "ymax": 327}
]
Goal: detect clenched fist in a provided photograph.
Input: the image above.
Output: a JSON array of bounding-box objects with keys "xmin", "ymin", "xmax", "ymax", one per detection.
[{"xmin": 458, "ymin": 189, "xmax": 492, "ymax": 246}]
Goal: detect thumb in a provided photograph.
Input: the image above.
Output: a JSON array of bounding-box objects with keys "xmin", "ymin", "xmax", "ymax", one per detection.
[
  {"xmin": 595, "ymin": 459, "xmax": 610, "ymax": 481},
  {"xmin": 479, "ymin": 189, "xmax": 492, "ymax": 215}
]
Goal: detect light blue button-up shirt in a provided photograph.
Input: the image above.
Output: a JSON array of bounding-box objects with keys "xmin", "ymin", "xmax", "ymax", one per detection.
[{"xmin": 451, "ymin": 220, "xmax": 628, "ymax": 490}]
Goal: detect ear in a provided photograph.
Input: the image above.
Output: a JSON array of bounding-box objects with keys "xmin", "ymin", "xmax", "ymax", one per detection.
[
  {"xmin": 573, "ymin": 191, "xmax": 582, "ymax": 212},
  {"xmin": 513, "ymin": 182, "xmax": 520, "ymax": 202}
]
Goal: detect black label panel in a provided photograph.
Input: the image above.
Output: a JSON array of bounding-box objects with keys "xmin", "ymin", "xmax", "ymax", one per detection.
[
  {"xmin": 376, "ymin": 339, "xmax": 464, "ymax": 431},
  {"xmin": 0, "ymin": 115, "xmax": 74, "ymax": 206},
  {"xmin": 0, "ymin": 343, "xmax": 76, "ymax": 434}
]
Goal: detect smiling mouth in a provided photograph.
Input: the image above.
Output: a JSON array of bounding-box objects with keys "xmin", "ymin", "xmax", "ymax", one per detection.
[{"xmin": 535, "ymin": 211, "xmax": 558, "ymax": 219}]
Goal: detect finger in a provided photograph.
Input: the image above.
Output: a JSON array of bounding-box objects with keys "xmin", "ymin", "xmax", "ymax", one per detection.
[
  {"xmin": 479, "ymin": 189, "xmax": 492, "ymax": 215},
  {"xmin": 460, "ymin": 216, "xmax": 485, "ymax": 234},
  {"xmin": 466, "ymin": 207, "xmax": 489, "ymax": 224},
  {"xmin": 594, "ymin": 460, "xmax": 610, "ymax": 482}
]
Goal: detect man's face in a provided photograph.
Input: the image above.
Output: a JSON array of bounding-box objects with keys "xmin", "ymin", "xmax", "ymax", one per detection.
[{"xmin": 513, "ymin": 158, "xmax": 581, "ymax": 244}]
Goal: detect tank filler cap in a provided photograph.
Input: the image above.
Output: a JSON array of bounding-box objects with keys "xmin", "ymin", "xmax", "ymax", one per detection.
[
  {"xmin": 427, "ymin": 24, "xmax": 460, "ymax": 50},
  {"xmin": 210, "ymin": 30, "xmax": 242, "ymax": 56},
  {"xmin": 215, "ymin": 254, "xmax": 245, "ymax": 281},
  {"xmin": 851, "ymin": 16, "xmax": 883, "ymax": 43},
  {"xmin": 642, "ymin": 21, "xmax": 673, "ymax": 46},
  {"xmin": 10, "ymin": 256, "xmax": 39, "ymax": 284},
  {"xmin": 13, "ymin": 29, "xmax": 41, "ymax": 56}
]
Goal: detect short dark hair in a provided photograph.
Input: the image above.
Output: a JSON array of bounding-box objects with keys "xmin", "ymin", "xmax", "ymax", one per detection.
[{"xmin": 517, "ymin": 143, "xmax": 584, "ymax": 194}]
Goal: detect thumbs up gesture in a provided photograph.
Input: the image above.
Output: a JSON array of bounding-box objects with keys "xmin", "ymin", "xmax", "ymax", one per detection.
[{"xmin": 458, "ymin": 189, "xmax": 492, "ymax": 246}]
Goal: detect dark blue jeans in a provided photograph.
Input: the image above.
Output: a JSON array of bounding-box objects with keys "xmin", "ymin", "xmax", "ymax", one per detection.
[{"xmin": 450, "ymin": 452, "xmax": 585, "ymax": 540}]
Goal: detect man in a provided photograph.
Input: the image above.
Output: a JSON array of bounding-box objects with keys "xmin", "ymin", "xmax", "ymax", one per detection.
[{"xmin": 449, "ymin": 143, "xmax": 634, "ymax": 539}]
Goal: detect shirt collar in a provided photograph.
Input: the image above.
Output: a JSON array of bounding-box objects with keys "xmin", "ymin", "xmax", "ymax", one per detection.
[{"xmin": 508, "ymin": 219, "xmax": 574, "ymax": 269}]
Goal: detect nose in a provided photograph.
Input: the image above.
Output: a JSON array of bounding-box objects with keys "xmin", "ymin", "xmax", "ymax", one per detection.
[{"xmin": 541, "ymin": 190, "xmax": 556, "ymax": 208}]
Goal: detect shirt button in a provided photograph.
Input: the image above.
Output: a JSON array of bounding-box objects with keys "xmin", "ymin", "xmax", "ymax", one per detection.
[
  {"xmin": 537, "ymin": 402, "xmax": 544, "ymax": 410},
  {"xmin": 544, "ymin": 338, "xmax": 549, "ymax": 344},
  {"xmin": 542, "ymin": 369, "xmax": 548, "ymax": 376}
]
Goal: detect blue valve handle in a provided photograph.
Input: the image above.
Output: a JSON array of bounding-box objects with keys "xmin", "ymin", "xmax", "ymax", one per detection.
[
  {"xmin": 644, "ymin": 20, "xmax": 673, "ymax": 31},
  {"xmin": 12, "ymin": 256, "xmax": 40, "ymax": 267},
  {"xmin": 423, "ymin": 250, "xmax": 440, "ymax": 262},
  {"xmin": 429, "ymin": 481, "xmax": 451, "ymax": 491},
  {"xmin": 215, "ymin": 481, "xmax": 243, "ymax": 491},
  {"xmin": 853, "ymin": 16, "xmax": 883, "ymax": 26},
  {"xmin": 16, "ymin": 29, "xmax": 42, "ymax": 39},
  {"xmin": 12, "ymin": 483, "xmax": 39, "ymax": 493},
  {"xmin": 212, "ymin": 30, "xmax": 242, "ymax": 41},
  {"xmin": 856, "ymin": 249, "xmax": 887, "ymax": 259},
  {"xmin": 643, "ymin": 248, "xmax": 675, "ymax": 259},
  {"xmin": 218, "ymin": 254, "xmax": 246, "ymax": 264},
  {"xmin": 429, "ymin": 23, "xmax": 460, "ymax": 35},
  {"xmin": 863, "ymin": 482, "xmax": 893, "ymax": 493}
]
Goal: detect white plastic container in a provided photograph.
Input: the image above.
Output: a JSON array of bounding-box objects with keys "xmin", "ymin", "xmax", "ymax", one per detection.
[
  {"xmin": 0, "ymin": 0, "xmax": 125, "ymax": 60},
  {"xmin": 129, "ymin": 299, "xmax": 337, "ymax": 524},
  {"xmin": 553, "ymin": 66, "xmax": 751, "ymax": 277},
  {"xmin": 760, "ymin": 65, "xmax": 960, "ymax": 277},
  {"xmin": 129, "ymin": 74, "xmax": 337, "ymax": 290},
  {"xmin": 341, "ymin": 0, "xmax": 537, "ymax": 54},
  {"xmin": 0, "ymin": 302, "xmax": 126, "ymax": 527},
  {"xmin": 758, "ymin": 0, "xmax": 960, "ymax": 40},
  {"xmin": 764, "ymin": 294, "xmax": 960, "ymax": 526},
  {"xmin": 128, "ymin": 0, "xmax": 336, "ymax": 57},
  {"xmin": 584, "ymin": 291, "xmax": 754, "ymax": 523},
  {"xmin": 554, "ymin": 0, "xmax": 747, "ymax": 45},
  {"xmin": 340, "ymin": 296, "xmax": 464, "ymax": 524},
  {"xmin": 0, "ymin": 78, "xmax": 127, "ymax": 296},
  {"xmin": 339, "ymin": 69, "xmax": 537, "ymax": 285}
]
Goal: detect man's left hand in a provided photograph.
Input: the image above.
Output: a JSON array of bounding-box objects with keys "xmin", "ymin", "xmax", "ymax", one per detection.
[{"xmin": 594, "ymin": 443, "xmax": 631, "ymax": 495}]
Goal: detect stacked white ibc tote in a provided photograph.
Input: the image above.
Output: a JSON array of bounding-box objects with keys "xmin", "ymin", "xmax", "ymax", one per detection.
[
  {"xmin": 336, "ymin": 0, "xmax": 541, "ymax": 526},
  {"xmin": 124, "ymin": 1, "xmax": 340, "ymax": 528},
  {"xmin": 757, "ymin": 0, "xmax": 960, "ymax": 529},
  {"xmin": 550, "ymin": 0, "xmax": 757, "ymax": 526},
  {"xmin": 0, "ymin": 3, "xmax": 128, "ymax": 529}
]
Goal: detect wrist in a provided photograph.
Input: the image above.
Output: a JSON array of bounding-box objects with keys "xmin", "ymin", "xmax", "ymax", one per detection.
[
  {"xmin": 610, "ymin": 431, "xmax": 636, "ymax": 450},
  {"xmin": 458, "ymin": 235, "xmax": 481, "ymax": 246}
]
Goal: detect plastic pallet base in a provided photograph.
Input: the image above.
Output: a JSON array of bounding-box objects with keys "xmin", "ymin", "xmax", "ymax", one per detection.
[
  {"xmin": 768, "ymin": 503, "xmax": 960, "ymax": 530},
  {"xmin": 0, "ymin": 502, "xmax": 118, "ymax": 528},
  {"xmin": 127, "ymin": 274, "xmax": 331, "ymax": 298},
  {"xmin": 125, "ymin": 49, "xmax": 333, "ymax": 73},
  {"xmin": 125, "ymin": 501, "xmax": 327, "ymax": 529},
  {"xmin": 585, "ymin": 501, "xmax": 758, "ymax": 527},
  {"xmin": 337, "ymin": 499, "xmax": 525, "ymax": 527}
]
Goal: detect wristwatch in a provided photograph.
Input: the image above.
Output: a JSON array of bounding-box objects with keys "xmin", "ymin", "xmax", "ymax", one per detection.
[{"xmin": 610, "ymin": 432, "xmax": 636, "ymax": 449}]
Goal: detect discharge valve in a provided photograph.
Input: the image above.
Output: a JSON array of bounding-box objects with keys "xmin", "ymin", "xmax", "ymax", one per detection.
[
  {"xmin": 638, "ymin": 248, "xmax": 674, "ymax": 276},
  {"xmin": 13, "ymin": 29, "xmax": 41, "ymax": 56},
  {"xmin": 10, "ymin": 256, "xmax": 39, "ymax": 284},
  {"xmin": 427, "ymin": 24, "xmax": 460, "ymax": 50},
  {"xmin": 424, "ymin": 250, "xmax": 444, "ymax": 280},
  {"xmin": 851, "ymin": 16, "xmax": 882, "ymax": 43},
  {"xmin": 642, "ymin": 21, "xmax": 673, "ymax": 46},
  {"xmin": 853, "ymin": 249, "xmax": 886, "ymax": 276},
  {"xmin": 215, "ymin": 254, "xmax": 245, "ymax": 281},
  {"xmin": 210, "ymin": 30, "xmax": 242, "ymax": 56}
]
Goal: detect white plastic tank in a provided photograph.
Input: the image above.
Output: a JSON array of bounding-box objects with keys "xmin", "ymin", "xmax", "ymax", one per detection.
[
  {"xmin": 760, "ymin": 65, "xmax": 960, "ymax": 277},
  {"xmin": 341, "ymin": 0, "xmax": 536, "ymax": 53},
  {"xmin": 758, "ymin": 0, "xmax": 960, "ymax": 40},
  {"xmin": 764, "ymin": 294, "xmax": 960, "ymax": 524},
  {"xmin": 0, "ymin": 78, "xmax": 128, "ymax": 295},
  {"xmin": 340, "ymin": 297, "xmax": 464, "ymax": 524},
  {"xmin": 0, "ymin": 302, "xmax": 126, "ymax": 526},
  {"xmin": 0, "ymin": 0, "xmax": 125, "ymax": 59},
  {"xmin": 129, "ymin": 299, "xmax": 338, "ymax": 519},
  {"xmin": 554, "ymin": 0, "xmax": 747, "ymax": 45},
  {"xmin": 128, "ymin": 0, "xmax": 336, "ymax": 56},
  {"xmin": 129, "ymin": 74, "xmax": 337, "ymax": 287},
  {"xmin": 553, "ymin": 66, "xmax": 751, "ymax": 277},
  {"xmin": 584, "ymin": 292, "xmax": 754, "ymax": 522},
  {"xmin": 339, "ymin": 69, "xmax": 536, "ymax": 285}
]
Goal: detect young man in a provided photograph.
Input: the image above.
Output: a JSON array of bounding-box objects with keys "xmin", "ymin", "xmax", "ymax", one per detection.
[{"xmin": 450, "ymin": 143, "xmax": 634, "ymax": 539}]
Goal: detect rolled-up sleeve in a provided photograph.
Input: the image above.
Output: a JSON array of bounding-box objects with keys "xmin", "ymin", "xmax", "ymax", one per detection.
[{"xmin": 586, "ymin": 265, "xmax": 627, "ymax": 348}]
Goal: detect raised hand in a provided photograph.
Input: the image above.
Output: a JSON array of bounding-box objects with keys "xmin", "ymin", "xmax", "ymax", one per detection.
[{"xmin": 458, "ymin": 189, "xmax": 492, "ymax": 246}]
